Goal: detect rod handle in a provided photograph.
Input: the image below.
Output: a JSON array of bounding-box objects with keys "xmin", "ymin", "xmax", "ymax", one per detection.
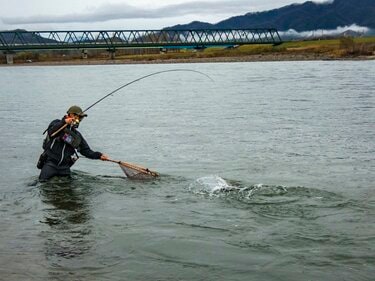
[{"xmin": 51, "ymin": 123, "xmax": 68, "ymax": 137}]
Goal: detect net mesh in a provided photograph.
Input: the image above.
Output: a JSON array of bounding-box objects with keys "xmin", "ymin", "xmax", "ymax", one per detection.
[{"xmin": 118, "ymin": 162, "xmax": 158, "ymax": 179}]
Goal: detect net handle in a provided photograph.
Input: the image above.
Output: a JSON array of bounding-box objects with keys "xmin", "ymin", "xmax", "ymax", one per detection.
[{"xmin": 104, "ymin": 158, "xmax": 159, "ymax": 177}]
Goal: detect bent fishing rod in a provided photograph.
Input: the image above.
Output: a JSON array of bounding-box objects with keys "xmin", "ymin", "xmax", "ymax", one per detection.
[
  {"xmin": 51, "ymin": 69, "xmax": 213, "ymax": 137},
  {"xmin": 84, "ymin": 69, "xmax": 213, "ymax": 112}
]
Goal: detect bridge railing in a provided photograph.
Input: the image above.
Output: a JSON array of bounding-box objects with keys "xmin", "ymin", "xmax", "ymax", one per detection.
[{"xmin": 0, "ymin": 29, "xmax": 282, "ymax": 51}]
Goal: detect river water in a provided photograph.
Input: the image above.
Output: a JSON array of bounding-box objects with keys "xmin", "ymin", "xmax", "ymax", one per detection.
[{"xmin": 0, "ymin": 61, "xmax": 374, "ymax": 281}]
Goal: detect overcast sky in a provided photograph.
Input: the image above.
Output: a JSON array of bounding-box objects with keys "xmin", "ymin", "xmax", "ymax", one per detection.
[{"xmin": 0, "ymin": 0, "xmax": 332, "ymax": 30}]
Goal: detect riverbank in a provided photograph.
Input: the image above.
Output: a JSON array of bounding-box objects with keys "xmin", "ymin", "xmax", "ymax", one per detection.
[
  {"xmin": 2, "ymin": 37, "xmax": 375, "ymax": 66},
  {"xmin": 4, "ymin": 53, "xmax": 375, "ymax": 67}
]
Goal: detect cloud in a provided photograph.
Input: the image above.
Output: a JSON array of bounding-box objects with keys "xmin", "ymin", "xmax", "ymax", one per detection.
[
  {"xmin": 280, "ymin": 24, "xmax": 370, "ymax": 38},
  {"xmin": 312, "ymin": 0, "xmax": 334, "ymax": 3},
  {"xmin": 1, "ymin": 0, "xmax": 253, "ymax": 25}
]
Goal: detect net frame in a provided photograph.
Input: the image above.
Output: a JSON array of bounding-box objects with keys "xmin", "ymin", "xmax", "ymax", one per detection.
[{"xmin": 117, "ymin": 161, "xmax": 158, "ymax": 179}]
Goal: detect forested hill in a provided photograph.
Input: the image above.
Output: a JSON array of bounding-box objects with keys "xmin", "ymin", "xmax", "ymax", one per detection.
[{"xmin": 166, "ymin": 0, "xmax": 375, "ymax": 31}]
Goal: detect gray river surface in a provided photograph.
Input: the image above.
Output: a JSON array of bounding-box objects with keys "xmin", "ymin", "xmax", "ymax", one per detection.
[{"xmin": 0, "ymin": 61, "xmax": 374, "ymax": 281}]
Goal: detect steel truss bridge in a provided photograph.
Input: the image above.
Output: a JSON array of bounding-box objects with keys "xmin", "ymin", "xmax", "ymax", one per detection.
[{"xmin": 0, "ymin": 29, "xmax": 282, "ymax": 51}]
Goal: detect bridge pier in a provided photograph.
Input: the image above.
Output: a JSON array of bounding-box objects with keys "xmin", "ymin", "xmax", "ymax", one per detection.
[
  {"xmin": 81, "ymin": 49, "xmax": 88, "ymax": 59},
  {"xmin": 4, "ymin": 51, "xmax": 15, "ymax": 64},
  {"xmin": 108, "ymin": 48, "xmax": 116, "ymax": 60}
]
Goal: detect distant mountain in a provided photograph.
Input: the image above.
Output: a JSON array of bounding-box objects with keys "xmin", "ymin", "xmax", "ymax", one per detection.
[
  {"xmin": 166, "ymin": 0, "xmax": 375, "ymax": 32},
  {"xmin": 1, "ymin": 29, "xmax": 57, "ymax": 44}
]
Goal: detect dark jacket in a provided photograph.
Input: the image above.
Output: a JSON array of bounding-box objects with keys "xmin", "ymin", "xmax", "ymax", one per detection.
[{"xmin": 43, "ymin": 119, "xmax": 102, "ymax": 167}]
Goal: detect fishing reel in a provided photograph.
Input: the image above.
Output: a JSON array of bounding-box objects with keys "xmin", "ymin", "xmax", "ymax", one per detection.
[
  {"xmin": 71, "ymin": 117, "xmax": 81, "ymax": 128},
  {"xmin": 72, "ymin": 117, "xmax": 81, "ymax": 125}
]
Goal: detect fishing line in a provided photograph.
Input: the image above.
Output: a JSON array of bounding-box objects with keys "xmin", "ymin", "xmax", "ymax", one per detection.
[
  {"xmin": 83, "ymin": 69, "xmax": 213, "ymax": 112},
  {"xmin": 50, "ymin": 69, "xmax": 212, "ymax": 137}
]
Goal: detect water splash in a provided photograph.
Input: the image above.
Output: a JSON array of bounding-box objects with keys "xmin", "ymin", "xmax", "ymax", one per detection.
[
  {"xmin": 188, "ymin": 176, "xmax": 348, "ymax": 205},
  {"xmin": 188, "ymin": 175, "xmax": 238, "ymax": 195},
  {"xmin": 187, "ymin": 176, "xmax": 357, "ymax": 221},
  {"xmin": 188, "ymin": 176, "xmax": 289, "ymax": 199}
]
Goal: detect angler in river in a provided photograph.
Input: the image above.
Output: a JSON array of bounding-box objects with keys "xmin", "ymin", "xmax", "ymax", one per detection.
[
  {"xmin": 37, "ymin": 69, "xmax": 211, "ymax": 180},
  {"xmin": 38, "ymin": 105, "xmax": 109, "ymax": 181}
]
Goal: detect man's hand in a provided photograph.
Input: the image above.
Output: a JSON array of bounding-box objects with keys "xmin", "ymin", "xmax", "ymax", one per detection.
[
  {"xmin": 65, "ymin": 116, "xmax": 77, "ymax": 124},
  {"xmin": 100, "ymin": 154, "xmax": 109, "ymax": 161}
]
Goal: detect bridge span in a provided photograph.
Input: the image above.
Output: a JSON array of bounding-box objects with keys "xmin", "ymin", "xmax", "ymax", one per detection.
[
  {"xmin": 0, "ymin": 29, "xmax": 282, "ymax": 63},
  {"xmin": 1, "ymin": 29, "xmax": 282, "ymax": 50}
]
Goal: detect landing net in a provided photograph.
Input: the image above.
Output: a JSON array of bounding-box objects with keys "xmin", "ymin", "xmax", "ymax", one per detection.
[{"xmin": 118, "ymin": 161, "xmax": 158, "ymax": 179}]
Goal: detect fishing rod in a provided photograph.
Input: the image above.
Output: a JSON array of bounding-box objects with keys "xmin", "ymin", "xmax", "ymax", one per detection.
[
  {"xmin": 51, "ymin": 68, "xmax": 213, "ymax": 137},
  {"xmin": 83, "ymin": 68, "xmax": 214, "ymax": 112}
]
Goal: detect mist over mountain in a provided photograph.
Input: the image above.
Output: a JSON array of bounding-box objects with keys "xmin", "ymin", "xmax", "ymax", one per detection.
[{"xmin": 166, "ymin": 0, "xmax": 375, "ymax": 33}]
